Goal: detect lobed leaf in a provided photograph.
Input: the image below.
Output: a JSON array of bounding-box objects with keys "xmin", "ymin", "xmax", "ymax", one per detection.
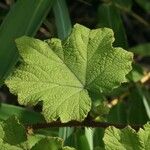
[{"xmin": 6, "ymin": 24, "xmax": 133, "ymax": 122}]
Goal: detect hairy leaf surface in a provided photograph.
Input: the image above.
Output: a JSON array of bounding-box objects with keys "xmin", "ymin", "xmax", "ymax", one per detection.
[{"xmin": 6, "ymin": 24, "xmax": 133, "ymax": 122}]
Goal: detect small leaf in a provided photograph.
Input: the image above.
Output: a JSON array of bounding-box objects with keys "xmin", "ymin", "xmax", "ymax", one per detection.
[
  {"xmin": 2, "ymin": 116, "xmax": 27, "ymax": 145},
  {"xmin": 0, "ymin": 117, "xmax": 25, "ymax": 149},
  {"xmin": 6, "ymin": 24, "xmax": 133, "ymax": 122}
]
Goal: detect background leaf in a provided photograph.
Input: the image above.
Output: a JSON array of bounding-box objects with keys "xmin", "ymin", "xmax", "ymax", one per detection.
[{"xmin": 53, "ymin": 0, "xmax": 72, "ymax": 40}]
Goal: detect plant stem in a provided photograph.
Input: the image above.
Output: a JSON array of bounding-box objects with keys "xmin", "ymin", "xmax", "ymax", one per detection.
[{"xmin": 27, "ymin": 120, "xmax": 142, "ymax": 131}]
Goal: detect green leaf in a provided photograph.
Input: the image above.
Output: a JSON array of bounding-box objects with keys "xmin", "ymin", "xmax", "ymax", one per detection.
[
  {"xmin": 97, "ymin": 3, "xmax": 128, "ymax": 48},
  {"xmin": 103, "ymin": 123, "xmax": 150, "ymax": 150},
  {"xmin": 5, "ymin": 24, "xmax": 133, "ymax": 122},
  {"xmin": 0, "ymin": 0, "xmax": 54, "ymax": 86},
  {"xmin": 22, "ymin": 134, "xmax": 44, "ymax": 150},
  {"xmin": 31, "ymin": 137, "xmax": 75, "ymax": 150},
  {"xmin": 1, "ymin": 116, "xmax": 27, "ymax": 145},
  {"xmin": 0, "ymin": 116, "xmax": 25, "ymax": 149},
  {"xmin": 103, "ymin": 126, "xmax": 140, "ymax": 150},
  {"xmin": 138, "ymin": 123, "xmax": 150, "ymax": 149},
  {"xmin": 129, "ymin": 43, "xmax": 150, "ymax": 56}
]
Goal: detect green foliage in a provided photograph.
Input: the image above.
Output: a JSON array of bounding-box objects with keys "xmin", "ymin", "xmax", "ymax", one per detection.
[
  {"xmin": 0, "ymin": 0, "xmax": 54, "ymax": 86},
  {"xmin": 0, "ymin": 117, "xmax": 75, "ymax": 150},
  {"xmin": 103, "ymin": 123, "xmax": 150, "ymax": 150},
  {"xmin": 5, "ymin": 24, "xmax": 132, "ymax": 122},
  {"xmin": 1, "ymin": 116, "xmax": 150, "ymax": 150},
  {"xmin": 0, "ymin": 0, "xmax": 149, "ymax": 149}
]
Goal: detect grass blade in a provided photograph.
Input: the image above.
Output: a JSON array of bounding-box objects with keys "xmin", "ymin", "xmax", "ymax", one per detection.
[
  {"xmin": 53, "ymin": 0, "xmax": 72, "ymax": 39},
  {"xmin": 0, "ymin": 103, "xmax": 44, "ymax": 124},
  {"xmin": 0, "ymin": 0, "xmax": 54, "ymax": 85}
]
